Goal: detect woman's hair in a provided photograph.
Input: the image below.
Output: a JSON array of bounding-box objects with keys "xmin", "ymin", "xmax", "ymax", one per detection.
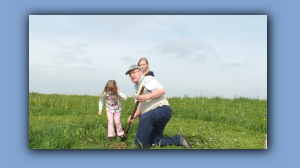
[
  {"xmin": 101, "ymin": 80, "xmax": 118, "ymax": 98},
  {"xmin": 137, "ymin": 57, "xmax": 149, "ymax": 75}
]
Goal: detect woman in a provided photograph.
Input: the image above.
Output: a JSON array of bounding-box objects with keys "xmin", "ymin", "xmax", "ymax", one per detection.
[
  {"xmin": 137, "ymin": 58, "xmax": 155, "ymax": 120},
  {"xmin": 137, "ymin": 58, "xmax": 154, "ymax": 77}
]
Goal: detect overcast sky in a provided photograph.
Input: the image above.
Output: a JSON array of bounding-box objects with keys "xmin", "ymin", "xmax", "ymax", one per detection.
[{"xmin": 29, "ymin": 15, "xmax": 267, "ymax": 99}]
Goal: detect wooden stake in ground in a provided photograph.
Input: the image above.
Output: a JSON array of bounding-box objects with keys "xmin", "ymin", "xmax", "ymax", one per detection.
[{"xmin": 121, "ymin": 85, "xmax": 145, "ymax": 141}]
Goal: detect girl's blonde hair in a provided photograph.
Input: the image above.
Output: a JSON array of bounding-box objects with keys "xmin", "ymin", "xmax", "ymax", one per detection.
[
  {"xmin": 137, "ymin": 57, "xmax": 149, "ymax": 75},
  {"xmin": 101, "ymin": 80, "xmax": 118, "ymax": 98}
]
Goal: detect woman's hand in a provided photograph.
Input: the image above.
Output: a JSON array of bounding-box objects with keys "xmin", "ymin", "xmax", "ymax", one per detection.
[{"xmin": 98, "ymin": 110, "xmax": 102, "ymax": 115}]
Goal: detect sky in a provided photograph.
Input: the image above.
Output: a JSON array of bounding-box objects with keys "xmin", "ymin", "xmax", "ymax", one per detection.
[{"xmin": 29, "ymin": 15, "xmax": 267, "ymax": 99}]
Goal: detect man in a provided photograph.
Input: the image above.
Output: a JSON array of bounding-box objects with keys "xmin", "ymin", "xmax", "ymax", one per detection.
[{"xmin": 126, "ymin": 65, "xmax": 191, "ymax": 149}]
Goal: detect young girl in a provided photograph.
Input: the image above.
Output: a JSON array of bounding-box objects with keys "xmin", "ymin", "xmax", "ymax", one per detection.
[
  {"xmin": 137, "ymin": 57, "xmax": 155, "ymax": 77},
  {"xmin": 98, "ymin": 80, "xmax": 127, "ymax": 141}
]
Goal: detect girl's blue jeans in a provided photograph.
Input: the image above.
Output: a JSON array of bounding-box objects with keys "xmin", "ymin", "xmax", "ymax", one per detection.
[{"xmin": 134, "ymin": 105, "xmax": 181, "ymax": 149}]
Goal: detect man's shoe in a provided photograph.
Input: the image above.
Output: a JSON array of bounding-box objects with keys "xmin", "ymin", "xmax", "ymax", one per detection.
[{"xmin": 178, "ymin": 133, "xmax": 191, "ymax": 148}]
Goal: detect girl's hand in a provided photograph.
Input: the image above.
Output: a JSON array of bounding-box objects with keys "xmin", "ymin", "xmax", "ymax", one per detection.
[
  {"xmin": 116, "ymin": 86, "xmax": 120, "ymax": 93},
  {"xmin": 98, "ymin": 110, "xmax": 102, "ymax": 115},
  {"xmin": 128, "ymin": 116, "xmax": 135, "ymax": 123}
]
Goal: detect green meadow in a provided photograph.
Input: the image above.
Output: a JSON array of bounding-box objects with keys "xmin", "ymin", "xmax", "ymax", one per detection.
[{"xmin": 29, "ymin": 92, "xmax": 267, "ymax": 149}]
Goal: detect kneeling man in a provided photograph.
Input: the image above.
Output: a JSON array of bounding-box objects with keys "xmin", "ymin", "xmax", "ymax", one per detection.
[{"xmin": 126, "ymin": 65, "xmax": 191, "ymax": 149}]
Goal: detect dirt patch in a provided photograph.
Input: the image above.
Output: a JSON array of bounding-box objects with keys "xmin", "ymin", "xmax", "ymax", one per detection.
[{"xmin": 109, "ymin": 143, "xmax": 125, "ymax": 149}]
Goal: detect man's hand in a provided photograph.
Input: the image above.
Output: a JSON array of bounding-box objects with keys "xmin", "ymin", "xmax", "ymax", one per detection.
[
  {"xmin": 137, "ymin": 88, "xmax": 165, "ymax": 103},
  {"xmin": 128, "ymin": 108, "xmax": 141, "ymax": 123},
  {"xmin": 128, "ymin": 116, "xmax": 135, "ymax": 123},
  {"xmin": 137, "ymin": 94, "xmax": 148, "ymax": 103}
]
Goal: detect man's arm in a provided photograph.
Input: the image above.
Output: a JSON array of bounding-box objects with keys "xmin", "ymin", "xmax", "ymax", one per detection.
[
  {"xmin": 137, "ymin": 88, "xmax": 165, "ymax": 102},
  {"xmin": 128, "ymin": 108, "xmax": 141, "ymax": 123}
]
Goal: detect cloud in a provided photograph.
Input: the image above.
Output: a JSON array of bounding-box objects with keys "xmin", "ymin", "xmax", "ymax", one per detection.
[
  {"xmin": 104, "ymin": 15, "xmax": 148, "ymax": 27},
  {"xmin": 121, "ymin": 55, "xmax": 136, "ymax": 63},
  {"xmin": 82, "ymin": 58, "xmax": 94, "ymax": 65},
  {"xmin": 155, "ymin": 37, "xmax": 215, "ymax": 59},
  {"xmin": 47, "ymin": 40, "xmax": 89, "ymax": 53},
  {"xmin": 221, "ymin": 62, "xmax": 243, "ymax": 68},
  {"xmin": 193, "ymin": 54, "xmax": 207, "ymax": 62}
]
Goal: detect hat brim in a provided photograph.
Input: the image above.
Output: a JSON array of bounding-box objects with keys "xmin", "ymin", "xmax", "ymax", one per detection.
[{"xmin": 125, "ymin": 67, "xmax": 141, "ymax": 75}]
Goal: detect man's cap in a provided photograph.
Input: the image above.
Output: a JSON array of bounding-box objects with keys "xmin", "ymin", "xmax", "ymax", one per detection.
[{"xmin": 125, "ymin": 65, "xmax": 141, "ymax": 75}]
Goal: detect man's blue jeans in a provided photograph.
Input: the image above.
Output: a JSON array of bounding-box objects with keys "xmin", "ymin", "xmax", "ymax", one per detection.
[{"xmin": 134, "ymin": 105, "xmax": 181, "ymax": 149}]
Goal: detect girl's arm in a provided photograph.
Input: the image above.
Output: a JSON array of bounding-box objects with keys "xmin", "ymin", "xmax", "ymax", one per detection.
[
  {"xmin": 99, "ymin": 93, "xmax": 105, "ymax": 111},
  {"xmin": 117, "ymin": 91, "xmax": 127, "ymax": 100}
]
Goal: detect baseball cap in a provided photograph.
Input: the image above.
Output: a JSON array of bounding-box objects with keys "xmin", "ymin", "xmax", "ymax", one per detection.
[{"xmin": 125, "ymin": 65, "xmax": 141, "ymax": 75}]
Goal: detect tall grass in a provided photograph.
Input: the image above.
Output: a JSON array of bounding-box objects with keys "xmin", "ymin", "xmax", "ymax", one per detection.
[
  {"xmin": 29, "ymin": 92, "xmax": 267, "ymax": 149},
  {"xmin": 170, "ymin": 96, "xmax": 267, "ymax": 133}
]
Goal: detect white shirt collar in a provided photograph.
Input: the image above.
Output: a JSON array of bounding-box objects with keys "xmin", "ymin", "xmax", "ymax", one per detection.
[{"xmin": 134, "ymin": 75, "xmax": 145, "ymax": 88}]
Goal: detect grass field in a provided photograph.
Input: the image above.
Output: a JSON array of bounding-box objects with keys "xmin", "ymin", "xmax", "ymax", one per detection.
[{"xmin": 29, "ymin": 92, "xmax": 267, "ymax": 149}]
